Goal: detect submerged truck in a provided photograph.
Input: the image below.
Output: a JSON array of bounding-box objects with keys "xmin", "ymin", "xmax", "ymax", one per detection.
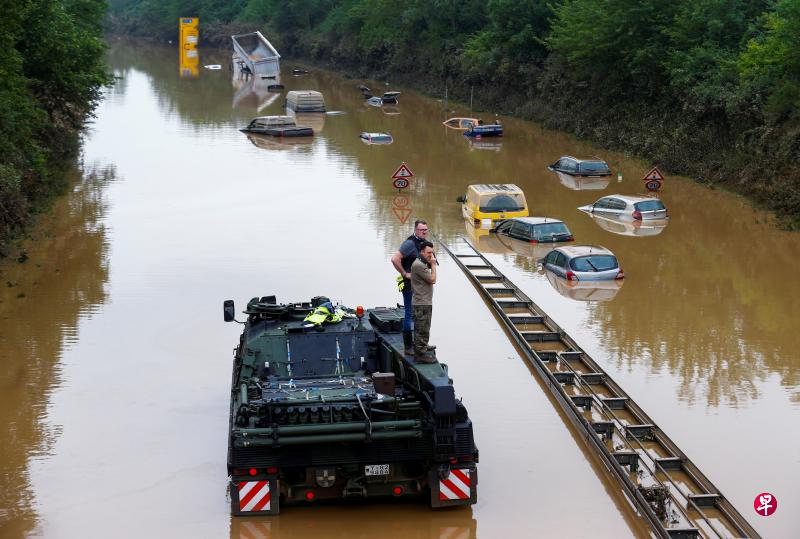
[{"xmin": 224, "ymin": 295, "xmax": 478, "ymax": 515}]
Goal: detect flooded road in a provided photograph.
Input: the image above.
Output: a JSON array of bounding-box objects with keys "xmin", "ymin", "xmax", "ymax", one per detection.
[{"xmin": 1, "ymin": 42, "xmax": 798, "ymax": 538}]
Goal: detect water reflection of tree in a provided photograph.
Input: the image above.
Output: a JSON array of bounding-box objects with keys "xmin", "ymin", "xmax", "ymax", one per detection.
[
  {"xmin": 586, "ymin": 236, "xmax": 799, "ymax": 407},
  {"xmin": 0, "ymin": 164, "xmax": 112, "ymax": 535}
]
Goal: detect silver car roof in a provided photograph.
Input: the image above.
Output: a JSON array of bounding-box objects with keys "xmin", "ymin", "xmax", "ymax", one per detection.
[
  {"xmin": 554, "ymin": 245, "xmax": 614, "ymax": 257},
  {"xmin": 559, "ymin": 155, "xmax": 608, "ymax": 164},
  {"xmin": 600, "ymin": 194, "xmax": 664, "ymax": 204}
]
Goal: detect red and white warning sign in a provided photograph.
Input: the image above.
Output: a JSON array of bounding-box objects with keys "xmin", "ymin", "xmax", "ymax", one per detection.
[
  {"xmin": 438, "ymin": 469, "xmax": 471, "ymax": 501},
  {"xmin": 642, "ymin": 166, "xmax": 665, "ymax": 182},
  {"xmin": 392, "ymin": 162, "xmax": 414, "ymax": 179},
  {"xmin": 237, "ymin": 480, "xmax": 271, "ymax": 512}
]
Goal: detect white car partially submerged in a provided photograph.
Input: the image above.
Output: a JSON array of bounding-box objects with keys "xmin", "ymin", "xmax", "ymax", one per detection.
[
  {"xmin": 578, "ymin": 194, "xmax": 668, "ymax": 221},
  {"xmin": 359, "ymin": 132, "xmax": 393, "ymax": 145}
]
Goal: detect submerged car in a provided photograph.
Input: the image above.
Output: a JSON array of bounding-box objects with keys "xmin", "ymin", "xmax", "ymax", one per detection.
[
  {"xmin": 578, "ymin": 194, "xmax": 668, "ymax": 221},
  {"xmin": 240, "ymin": 115, "xmax": 314, "ymax": 137},
  {"xmin": 457, "ymin": 184, "xmax": 529, "ymax": 227},
  {"xmin": 549, "ymin": 156, "xmax": 611, "ymax": 177},
  {"xmin": 285, "ymin": 90, "xmax": 326, "ymax": 113},
  {"xmin": 494, "ymin": 217, "xmax": 574, "ymax": 244},
  {"xmin": 463, "ymin": 122, "xmax": 503, "ymax": 138},
  {"xmin": 541, "ymin": 245, "xmax": 624, "ymax": 281},
  {"xmin": 443, "ymin": 117, "xmax": 481, "ymax": 130},
  {"xmin": 360, "ymin": 132, "xmax": 393, "ymax": 145}
]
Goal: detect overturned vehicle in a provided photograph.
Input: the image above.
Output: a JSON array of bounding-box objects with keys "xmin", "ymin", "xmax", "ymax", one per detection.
[{"xmin": 224, "ymin": 295, "xmax": 478, "ymax": 515}]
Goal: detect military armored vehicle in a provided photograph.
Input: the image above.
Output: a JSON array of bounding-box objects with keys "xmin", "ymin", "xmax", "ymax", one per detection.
[{"xmin": 224, "ymin": 295, "xmax": 478, "ymax": 515}]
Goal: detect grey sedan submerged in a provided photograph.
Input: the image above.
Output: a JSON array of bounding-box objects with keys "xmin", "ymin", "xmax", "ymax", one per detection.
[
  {"xmin": 578, "ymin": 194, "xmax": 668, "ymax": 221},
  {"xmin": 541, "ymin": 245, "xmax": 624, "ymax": 281}
]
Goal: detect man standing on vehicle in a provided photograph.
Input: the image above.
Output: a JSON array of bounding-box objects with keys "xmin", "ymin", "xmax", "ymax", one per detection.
[
  {"xmin": 410, "ymin": 240, "xmax": 437, "ymax": 363},
  {"xmin": 391, "ymin": 220, "xmax": 429, "ymax": 354}
]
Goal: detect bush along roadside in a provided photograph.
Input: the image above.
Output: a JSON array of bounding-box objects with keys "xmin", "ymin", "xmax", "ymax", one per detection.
[{"xmin": 0, "ymin": 0, "xmax": 112, "ymax": 258}]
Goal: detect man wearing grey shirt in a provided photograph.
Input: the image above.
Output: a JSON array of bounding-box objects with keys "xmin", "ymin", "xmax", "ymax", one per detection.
[{"xmin": 410, "ymin": 240, "xmax": 437, "ymax": 363}]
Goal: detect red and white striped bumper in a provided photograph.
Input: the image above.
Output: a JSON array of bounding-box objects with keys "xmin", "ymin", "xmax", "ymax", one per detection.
[
  {"xmin": 430, "ymin": 466, "xmax": 477, "ymax": 507},
  {"xmin": 231, "ymin": 478, "xmax": 279, "ymax": 515}
]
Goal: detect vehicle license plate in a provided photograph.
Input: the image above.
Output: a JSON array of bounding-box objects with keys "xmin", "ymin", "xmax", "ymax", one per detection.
[{"xmin": 365, "ymin": 464, "xmax": 390, "ymax": 476}]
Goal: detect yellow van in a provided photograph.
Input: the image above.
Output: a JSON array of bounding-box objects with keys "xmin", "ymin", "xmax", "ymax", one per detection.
[{"xmin": 458, "ymin": 184, "xmax": 529, "ymax": 227}]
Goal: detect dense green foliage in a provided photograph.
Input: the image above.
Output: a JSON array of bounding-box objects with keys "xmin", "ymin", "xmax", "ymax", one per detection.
[
  {"xmin": 108, "ymin": 0, "xmax": 800, "ymax": 225},
  {"xmin": 0, "ymin": 0, "xmax": 110, "ymax": 255}
]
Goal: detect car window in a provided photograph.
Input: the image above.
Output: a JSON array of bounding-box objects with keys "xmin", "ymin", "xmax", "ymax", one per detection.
[
  {"xmin": 532, "ymin": 222, "xmax": 571, "ymax": 241},
  {"xmin": 554, "ymin": 252, "xmax": 567, "ymax": 268},
  {"xmin": 544, "ymin": 251, "xmax": 558, "ymax": 264},
  {"xmin": 570, "ymin": 255, "xmax": 618, "ymax": 272},
  {"xmin": 634, "ymin": 199, "xmax": 666, "ymax": 211},
  {"xmin": 479, "ymin": 194, "xmax": 525, "ymax": 212},
  {"xmin": 496, "ymin": 221, "xmax": 512, "ymax": 234},
  {"xmin": 594, "ymin": 198, "xmax": 611, "ymax": 209},
  {"xmin": 579, "ymin": 161, "xmax": 610, "ymax": 174},
  {"xmin": 565, "ymin": 160, "xmax": 577, "ymax": 172},
  {"xmin": 511, "ymin": 222, "xmax": 530, "ymax": 239},
  {"xmin": 609, "ymin": 198, "xmax": 627, "ymax": 210}
]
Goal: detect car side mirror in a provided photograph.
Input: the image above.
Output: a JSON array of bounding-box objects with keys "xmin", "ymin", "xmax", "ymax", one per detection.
[
  {"xmin": 223, "ymin": 300, "xmax": 235, "ymax": 322},
  {"xmin": 456, "ymin": 195, "xmax": 466, "ymax": 203}
]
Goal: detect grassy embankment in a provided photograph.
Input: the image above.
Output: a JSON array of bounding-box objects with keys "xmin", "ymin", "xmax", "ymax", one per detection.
[
  {"xmin": 0, "ymin": 0, "xmax": 111, "ymax": 258},
  {"xmin": 108, "ymin": 0, "xmax": 800, "ymax": 228}
]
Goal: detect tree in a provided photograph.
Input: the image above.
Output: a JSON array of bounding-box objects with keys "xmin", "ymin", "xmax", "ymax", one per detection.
[{"xmin": 739, "ymin": 0, "xmax": 800, "ymax": 118}]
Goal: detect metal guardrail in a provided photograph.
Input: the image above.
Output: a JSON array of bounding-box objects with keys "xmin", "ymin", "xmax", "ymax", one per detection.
[{"xmin": 439, "ymin": 236, "xmax": 759, "ymax": 539}]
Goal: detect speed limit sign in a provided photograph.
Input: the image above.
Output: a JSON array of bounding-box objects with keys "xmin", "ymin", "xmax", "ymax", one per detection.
[
  {"xmin": 645, "ymin": 179, "xmax": 662, "ymax": 191},
  {"xmin": 393, "ymin": 178, "xmax": 409, "ymax": 189}
]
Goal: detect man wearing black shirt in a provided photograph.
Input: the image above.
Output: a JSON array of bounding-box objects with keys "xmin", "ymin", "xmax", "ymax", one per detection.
[{"xmin": 390, "ymin": 219, "xmax": 429, "ymax": 354}]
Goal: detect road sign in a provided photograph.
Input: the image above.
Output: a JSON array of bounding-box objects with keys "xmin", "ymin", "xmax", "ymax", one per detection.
[
  {"xmin": 645, "ymin": 179, "xmax": 662, "ymax": 191},
  {"xmin": 392, "ymin": 163, "xmax": 414, "ymax": 179},
  {"xmin": 642, "ymin": 166, "xmax": 665, "ymax": 182},
  {"xmin": 393, "ymin": 178, "xmax": 409, "ymax": 190}
]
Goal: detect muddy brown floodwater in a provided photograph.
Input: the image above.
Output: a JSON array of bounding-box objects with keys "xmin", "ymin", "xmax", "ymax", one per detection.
[{"xmin": 1, "ymin": 42, "xmax": 798, "ymax": 538}]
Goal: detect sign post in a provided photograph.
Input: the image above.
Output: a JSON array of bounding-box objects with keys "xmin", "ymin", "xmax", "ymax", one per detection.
[
  {"xmin": 642, "ymin": 166, "xmax": 665, "ymax": 192},
  {"xmin": 391, "ymin": 162, "xmax": 414, "ymax": 192}
]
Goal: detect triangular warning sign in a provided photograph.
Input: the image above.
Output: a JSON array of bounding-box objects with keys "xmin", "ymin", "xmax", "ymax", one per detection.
[
  {"xmin": 392, "ymin": 163, "xmax": 414, "ymax": 179},
  {"xmin": 392, "ymin": 207, "xmax": 413, "ymax": 224},
  {"xmin": 642, "ymin": 166, "xmax": 665, "ymax": 182}
]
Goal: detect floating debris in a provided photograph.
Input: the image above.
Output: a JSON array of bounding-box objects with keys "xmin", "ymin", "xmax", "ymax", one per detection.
[{"xmin": 639, "ymin": 485, "xmax": 669, "ymax": 521}]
